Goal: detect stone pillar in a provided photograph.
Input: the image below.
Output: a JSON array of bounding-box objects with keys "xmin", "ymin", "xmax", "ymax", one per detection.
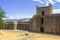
[{"xmin": 14, "ymin": 20, "xmax": 17, "ymax": 30}]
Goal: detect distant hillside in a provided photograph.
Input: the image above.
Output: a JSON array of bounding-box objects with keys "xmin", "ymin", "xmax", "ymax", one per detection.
[
  {"xmin": 17, "ymin": 18, "xmax": 31, "ymax": 22},
  {"xmin": 4, "ymin": 18, "xmax": 31, "ymax": 22}
]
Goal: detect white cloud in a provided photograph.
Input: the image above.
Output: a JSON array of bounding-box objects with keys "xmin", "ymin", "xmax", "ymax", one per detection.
[
  {"xmin": 53, "ymin": 9, "xmax": 60, "ymax": 13},
  {"xmin": 33, "ymin": 0, "xmax": 60, "ymax": 5},
  {"xmin": 5, "ymin": 14, "xmax": 33, "ymax": 19},
  {"xmin": 4, "ymin": 9, "xmax": 60, "ymax": 19},
  {"xmin": 8, "ymin": 9, "xmax": 60, "ymax": 19},
  {"xmin": 33, "ymin": 0, "xmax": 40, "ymax": 1},
  {"xmin": 33, "ymin": 0, "xmax": 45, "ymax": 4},
  {"xmin": 55, "ymin": 0, "xmax": 60, "ymax": 2},
  {"xmin": 40, "ymin": 0, "xmax": 45, "ymax": 4},
  {"xmin": 48, "ymin": 0, "xmax": 55, "ymax": 4},
  {"xmin": 33, "ymin": 0, "xmax": 55, "ymax": 5},
  {"xmin": 45, "ymin": 1, "xmax": 49, "ymax": 6}
]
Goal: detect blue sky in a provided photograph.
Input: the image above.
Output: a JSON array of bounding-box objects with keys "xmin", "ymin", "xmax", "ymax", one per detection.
[{"xmin": 0, "ymin": 0, "xmax": 60, "ymax": 19}]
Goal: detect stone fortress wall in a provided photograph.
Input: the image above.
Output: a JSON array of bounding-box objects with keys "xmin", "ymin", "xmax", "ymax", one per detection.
[
  {"xmin": 0, "ymin": 3, "xmax": 60, "ymax": 34},
  {"xmin": 30, "ymin": 3, "xmax": 60, "ymax": 34}
]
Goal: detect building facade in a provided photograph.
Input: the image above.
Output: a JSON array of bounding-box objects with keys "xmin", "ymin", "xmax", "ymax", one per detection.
[
  {"xmin": 1, "ymin": 3, "xmax": 60, "ymax": 34},
  {"xmin": 30, "ymin": 3, "xmax": 60, "ymax": 34}
]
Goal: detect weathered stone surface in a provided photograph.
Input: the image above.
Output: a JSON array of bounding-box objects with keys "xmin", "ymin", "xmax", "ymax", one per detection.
[
  {"xmin": 2, "ymin": 3, "xmax": 60, "ymax": 34},
  {"xmin": 30, "ymin": 3, "xmax": 60, "ymax": 34}
]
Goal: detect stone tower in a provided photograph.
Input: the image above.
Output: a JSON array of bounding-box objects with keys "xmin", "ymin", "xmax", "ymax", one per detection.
[
  {"xmin": 36, "ymin": 3, "xmax": 52, "ymax": 16},
  {"xmin": 35, "ymin": 3, "xmax": 52, "ymax": 32},
  {"xmin": 30, "ymin": 3, "xmax": 53, "ymax": 32}
]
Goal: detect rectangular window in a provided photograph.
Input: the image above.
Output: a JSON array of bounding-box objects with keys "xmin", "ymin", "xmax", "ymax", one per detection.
[
  {"xmin": 41, "ymin": 18, "xmax": 43, "ymax": 24},
  {"xmin": 42, "ymin": 11, "xmax": 44, "ymax": 16}
]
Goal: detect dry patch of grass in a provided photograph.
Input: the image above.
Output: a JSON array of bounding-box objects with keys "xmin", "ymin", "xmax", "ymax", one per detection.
[{"xmin": 0, "ymin": 30, "xmax": 60, "ymax": 40}]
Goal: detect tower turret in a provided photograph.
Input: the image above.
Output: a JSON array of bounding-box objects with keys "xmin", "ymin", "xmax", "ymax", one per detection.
[{"xmin": 36, "ymin": 3, "xmax": 53, "ymax": 16}]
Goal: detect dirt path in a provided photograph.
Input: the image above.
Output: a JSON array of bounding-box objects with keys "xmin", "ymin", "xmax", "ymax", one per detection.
[{"xmin": 0, "ymin": 30, "xmax": 60, "ymax": 40}]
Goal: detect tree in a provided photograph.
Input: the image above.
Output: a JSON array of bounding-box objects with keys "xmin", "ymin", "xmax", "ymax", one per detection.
[{"xmin": 0, "ymin": 7, "xmax": 6, "ymax": 28}]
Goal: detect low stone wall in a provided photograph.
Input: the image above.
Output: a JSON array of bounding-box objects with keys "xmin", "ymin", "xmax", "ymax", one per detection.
[
  {"xmin": 5, "ymin": 22, "xmax": 14, "ymax": 30},
  {"xmin": 17, "ymin": 24, "xmax": 30, "ymax": 31},
  {"xmin": 17, "ymin": 22, "xmax": 30, "ymax": 31},
  {"xmin": 0, "ymin": 22, "xmax": 30, "ymax": 30},
  {"xmin": 5, "ymin": 24, "xmax": 14, "ymax": 30}
]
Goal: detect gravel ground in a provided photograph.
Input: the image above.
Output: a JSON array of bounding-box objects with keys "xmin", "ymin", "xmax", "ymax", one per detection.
[{"xmin": 0, "ymin": 30, "xmax": 60, "ymax": 40}]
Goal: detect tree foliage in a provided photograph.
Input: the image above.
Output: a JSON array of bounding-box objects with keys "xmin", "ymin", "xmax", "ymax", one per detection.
[{"xmin": 0, "ymin": 7, "xmax": 6, "ymax": 28}]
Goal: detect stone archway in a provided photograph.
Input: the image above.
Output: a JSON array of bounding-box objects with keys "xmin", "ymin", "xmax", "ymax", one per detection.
[{"xmin": 40, "ymin": 27, "xmax": 44, "ymax": 32}]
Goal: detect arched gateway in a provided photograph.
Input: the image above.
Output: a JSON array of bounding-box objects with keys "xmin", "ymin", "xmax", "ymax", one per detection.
[{"xmin": 40, "ymin": 27, "xmax": 44, "ymax": 32}]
